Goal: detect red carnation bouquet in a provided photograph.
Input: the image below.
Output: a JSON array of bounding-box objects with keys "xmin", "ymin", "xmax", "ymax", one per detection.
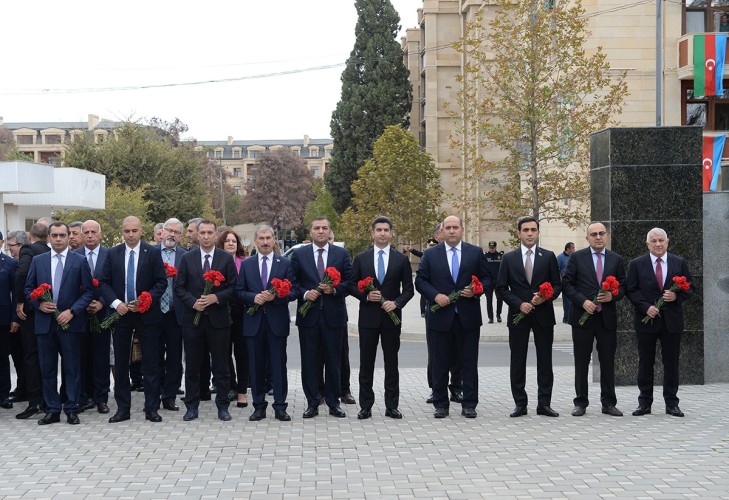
[
  {"xmin": 299, "ymin": 267, "xmax": 341, "ymax": 317},
  {"xmin": 164, "ymin": 262, "xmax": 178, "ymax": 278},
  {"xmin": 194, "ymin": 270, "xmax": 226, "ymax": 325},
  {"xmin": 358, "ymin": 276, "xmax": 401, "ymax": 325},
  {"xmin": 89, "ymin": 278, "xmax": 101, "ymax": 333},
  {"xmin": 100, "ymin": 291, "xmax": 153, "ymax": 330},
  {"xmin": 430, "ymin": 275, "xmax": 484, "ymax": 313},
  {"xmin": 247, "ymin": 278, "xmax": 293, "ymax": 315},
  {"xmin": 513, "ymin": 282, "xmax": 554, "ymax": 325},
  {"xmin": 642, "ymin": 275, "xmax": 691, "ymax": 324},
  {"xmin": 578, "ymin": 276, "xmax": 619, "ymax": 326},
  {"xmin": 30, "ymin": 282, "xmax": 69, "ymax": 331}
]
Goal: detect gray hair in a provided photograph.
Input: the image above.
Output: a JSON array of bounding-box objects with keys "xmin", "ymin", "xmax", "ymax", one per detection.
[
  {"xmin": 187, "ymin": 217, "xmax": 203, "ymax": 227},
  {"xmin": 68, "ymin": 221, "xmax": 83, "ymax": 229},
  {"xmin": 154, "ymin": 222, "xmax": 164, "ymax": 231},
  {"xmin": 165, "ymin": 218, "xmax": 183, "ymax": 229},
  {"xmin": 8, "ymin": 230, "xmax": 28, "ymax": 245},
  {"xmin": 254, "ymin": 224, "xmax": 275, "ymax": 238},
  {"xmin": 646, "ymin": 227, "xmax": 668, "ymax": 241}
]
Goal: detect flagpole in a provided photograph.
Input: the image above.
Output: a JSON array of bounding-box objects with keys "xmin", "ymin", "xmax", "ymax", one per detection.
[{"xmin": 656, "ymin": 0, "xmax": 663, "ymax": 126}]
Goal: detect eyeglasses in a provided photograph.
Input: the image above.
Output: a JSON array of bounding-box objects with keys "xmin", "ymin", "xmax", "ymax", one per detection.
[
  {"xmin": 588, "ymin": 231, "xmax": 607, "ymax": 238},
  {"xmin": 164, "ymin": 227, "xmax": 182, "ymax": 235}
]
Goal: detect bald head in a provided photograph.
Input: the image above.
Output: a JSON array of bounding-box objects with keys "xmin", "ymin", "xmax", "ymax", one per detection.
[{"xmin": 82, "ymin": 220, "xmax": 102, "ymax": 249}]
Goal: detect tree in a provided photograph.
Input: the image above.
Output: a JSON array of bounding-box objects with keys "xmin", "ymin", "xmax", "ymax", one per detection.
[
  {"xmin": 61, "ymin": 183, "xmax": 152, "ymax": 247},
  {"xmin": 448, "ymin": 0, "xmax": 627, "ymax": 233},
  {"xmin": 340, "ymin": 125, "xmax": 444, "ymax": 255},
  {"xmin": 63, "ymin": 121, "xmax": 213, "ymax": 224},
  {"xmin": 326, "ymin": 0, "xmax": 413, "ymax": 213},
  {"xmin": 200, "ymin": 155, "xmax": 241, "ymax": 225},
  {"xmin": 241, "ymin": 151, "xmax": 316, "ymax": 232},
  {"xmin": 304, "ymin": 180, "xmax": 341, "ymax": 236},
  {"xmin": 0, "ymin": 128, "xmax": 32, "ymax": 161}
]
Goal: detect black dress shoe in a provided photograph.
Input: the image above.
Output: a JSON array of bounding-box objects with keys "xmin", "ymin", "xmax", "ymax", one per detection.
[
  {"xmin": 302, "ymin": 406, "xmax": 319, "ymax": 419},
  {"xmin": 67, "ymin": 412, "xmax": 80, "ymax": 425},
  {"xmin": 38, "ymin": 412, "xmax": 61, "ymax": 425},
  {"xmin": 249, "ymin": 408, "xmax": 266, "ymax": 421},
  {"xmin": 183, "ymin": 409, "xmax": 198, "ymax": 421},
  {"xmin": 449, "ymin": 391, "xmax": 463, "ymax": 403},
  {"xmin": 461, "ymin": 408, "xmax": 477, "ymax": 418},
  {"xmin": 176, "ymin": 388, "xmax": 184, "ymax": 395},
  {"xmin": 329, "ymin": 406, "xmax": 346, "ymax": 418},
  {"xmin": 9, "ymin": 393, "xmax": 27, "ymax": 403},
  {"xmin": 571, "ymin": 406, "xmax": 586, "ymax": 417},
  {"xmin": 510, "ymin": 405, "xmax": 528, "ymax": 417},
  {"xmin": 130, "ymin": 383, "xmax": 143, "ymax": 391},
  {"xmin": 497, "ymin": 315, "xmax": 502, "ymax": 323},
  {"xmin": 602, "ymin": 405, "xmax": 623, "ymax": 416},
  {"xmin": 0, "ymin": 398, "xmax": 13, "ymax": 409},
  {"xmin": 385, "ymin": 408, "xmax": 403, "ymax": 419},
  {"xmin": 536, "ymin": 405, "xmax": 559, "ymax": 417},
  {"xmin": 666, "ymin": 405, "xmax": 685, "ymax": 417},
  {"xmin": 218, "ymin": 408, "xmax": 232, "ymax": 421},
  {"xmin": 82, "ymin": 401, "xmax": 96, "ymax": 411},
  {"xmin": 97, "ymin": 403, "xmax": 110, "ymax": 414},
  {"xmin": 227, "ymin": 390, "xmax": 237, "ymax": 402},
  {"xmin": 488, "ymin": 319, "xmax": 494, "ymax": 324},
  {"xmin": 632, "ymin": 405, "xmax": 651, "ymax": 416},
  {"xmin": 341, "ymin": 393, "xmax": 356, "ymax": 405},
  {"xmin": 145, "ymin": 411, "xmax": 163, "ymax": 422},
  {"xmin": 237, "ymin": 399, "xmax": 248, "ymax": 408},
  {"xmin": 357, "ymin": 408, "xmax": 372, "ymax": 420},
  {"xmin": 162, "ymin": 400, "xmax": 179, "ymax": 411},
  {"xmin": 16, "ymin": 405, "xmax": 40, "ymax": 419},
  {"xmin": 426, "ymin": 392, "xmax": 434, "ymax": 404},
  {"xmin": 108, "ymin": 411, "xmax": 131, "ymax": 423},
  {"xmin": 135, "ymin": 386, "xmax": 145, "ymax": 393},
  {"xmin": 433, "ymin": 407, "xmax": 449, "ymax": 418},
  {"xmin": 275, "ymin": 411, "xmax": 291, "ymax": 421}
]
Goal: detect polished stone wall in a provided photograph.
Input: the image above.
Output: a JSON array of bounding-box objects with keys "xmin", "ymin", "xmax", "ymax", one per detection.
[{"xmin": 590, "ymin": 126, "xmax": 704, "ymax": 385}]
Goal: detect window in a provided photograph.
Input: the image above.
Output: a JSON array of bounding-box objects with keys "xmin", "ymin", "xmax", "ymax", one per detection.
[
  {"xmin": 233, "ymin": 149, "xmax": 241, "ymax": 159},
  {"xmin": 684, "ymin": 0, "xmax": 729, "ymax": 33},
  {"xmin": 16, "ymin": 134, "xmax": 33, "ymax": 145},
  {"xmin": 681, "ymin": 80, "xmax": 729, "ymax": 129},
  {"xmin": 310, "ymin": 147, "xmax": 319, "ymax": 157},
  {"xmin": 311, "ymin": 167, "xmax": 320, "ymax": 177},
  {"xmin": 234, "ymin": 186, "xmax": 242, "ymax": 195},
  {"xmin": 45, "ymin": 134, "xmax": 62, "ymax": 145},
  {"xmin": 233, "ymin": 168, "xmax": 241, "ymax": 178},
  {"xmin": 248, "ymin": 150, "xmax": 260, "ymax": 159},
  {"xmin": 215, "ymin": 150, "xmax": 223, "ymax": 159}
]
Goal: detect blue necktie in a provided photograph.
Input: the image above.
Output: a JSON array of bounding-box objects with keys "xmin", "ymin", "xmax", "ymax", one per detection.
[
  {"xmin": 377, "ymin": 249, "xmax": 385, "ymax": 284},
  {"xmin": 126, "ymin": 250, "xmax": 135, "ymax": 302},
  {"xmin": 451, "ymin": 247, "xmax": 459, "ymax": 283},
  {"xmin": 53, "ymin": 254, "xmax": 64, "ymax": 303},
  {"xmin": 261, "ymin": 255, "xmax": 268, "ymax": 290}
]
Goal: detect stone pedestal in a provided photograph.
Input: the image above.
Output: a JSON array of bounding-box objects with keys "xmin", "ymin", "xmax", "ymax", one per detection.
[{"xmin": 589, "ymin": 126, "xmax": 704, "ymax": 385}]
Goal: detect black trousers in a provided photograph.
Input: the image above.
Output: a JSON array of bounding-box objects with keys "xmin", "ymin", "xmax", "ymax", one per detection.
[
  {"xmin": 37, "ymin": 328, "xmax": 82, "ymax": 415},
  {"xmin": 636, "ymin": 326, "xmax": 681, "ymax": 407},
  {"xmin": 426, "ymin": 323, "xmax": 462, "ymax": 392},
  {"xmin": 182, "ymin": 317, "xmax": 230, "ymax": 410},
  {"xmin": 247, "ymin": 317, "xmax": 288, "ymax": 413},
  {"xmin": 230, "ymin": 313, "xmax": 249, "ymax": 393},
  {"xmin": 81, "ymin": 325, "xmax": 111, "ymax": 404},
  {"xmin": 300, "ymin": 322, "xmax": 343, "ymax": 408},
  {"xmin": 19, "ymin": 314, "xmax": 43, "ymax": 407},
  {"xmin": 0, "ymin": 325, "xmax": 10, "ymax": 400},
  {"xmin": 509, "ymin": 323, "xmax": 554, "ymax": 407},
  {"xmin": 358, "ymin": 323, "xmax": 400, "ymax": 410},
  {"xmin": 572, "ymin": 318, "xmax": 617, "ymax": 408},
  {"xmin": 485, "ymin": 287, "xmax": 503, "ymax": 320},
  {"xmin": 113, "ymin": 323, "xmax": 161, "ymax": 413},
  {"xmin": 9, "ymin": 329, "xmax": 24, "ymax": 395},
  {"xmin": 159, "ymin": 311, "xmax": 183, "ymax": 401},
  {"xmin": 319, "ymin": 328, "xmax": 351, "ymax": 396},
  {"xmin": 430, "ymin": 315, "xmax": 479, "ymax": 410}
]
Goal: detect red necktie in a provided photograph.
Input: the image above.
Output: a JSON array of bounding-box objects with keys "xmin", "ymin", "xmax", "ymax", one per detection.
[{"xmin": 656, "ymin": 257, "xmax": 663, "ymax": 289}]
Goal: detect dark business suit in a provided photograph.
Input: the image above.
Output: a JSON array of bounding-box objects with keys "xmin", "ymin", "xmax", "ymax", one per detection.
[
  {"xmin": 25, "ymin": 250, "xmax": 93, "ymax": 415},
  {"xmin": 496, "ymin": 246, "xmax": 562, "ymax": 407},
  {"xmin": 0, "ymin": 254, "xmax": 18, "ymax": 403},
  {"xmin": 99, "ymin": 241, "xmax": 167, "ymax": 414},
  {"xmin": 174, "ymin": 248, "xmax": 237, "ymax": 411},
  {"xmin": 291, "ymin": 243, "xmax": 352, "ymax": 409},
  {"xmin": 15, "ymin": 241, "xmax": 50, "ymax": 408},
  {"xmin": 237, "ymin": 253, "xmax": 299, "ymax": 413},
  {"xmin": 350, "ymin": 246, "xmax": 414, "ymax": 411},
  {"xmin": 415, "ymin": 242, "xmax": 490, "ymax": 410},
  {"xmin": 562, "ymin": 247, "xmax": 626, "ymax": 408},
  {"xmin": 626, "ymin": 253, "xmax": 694, "ymax": 408},
  {"xmin": 158, "ymin": 245, "xmax": 187, "ymax": 404},
  {"xmin": 76, "ymin": 245, "xmax": 111, "ymax": 406}
]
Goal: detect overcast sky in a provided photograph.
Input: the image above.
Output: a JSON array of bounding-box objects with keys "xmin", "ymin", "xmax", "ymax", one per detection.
[{"xmin": 1, "ymin": 0, "xmax": 423, "ymax": 142}]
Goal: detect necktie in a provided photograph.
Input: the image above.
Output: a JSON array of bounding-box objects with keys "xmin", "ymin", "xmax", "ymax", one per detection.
[
  {"xmin": 126, "ymin": 250, "xmax": 135, "ymax": 302},
  {"xmin": 261, "ymin": 255, "xmax": 268, "ymax": 290},
  {"xmin": 451, "ymin": 247, "xmax": 459, "ymax": 283},
  {"xmin": 656, "ymin": 257, "xmax": 663, "ymax": 289},
  {"xmin": 596, "ymin": 252, "xmax": 603, "ymax": 312},
  {"xmin": 53, "ymin": 254, "xmax": 63, "ymax": 303},
  {"xmin": 160, "ymin": 250, "xmax": 173, "ymax": 314},
  {"xmin": 377, "ymin": 249, "xmax": 385, "ymax": 284},
  {"xmin": 525, "ymin": 249, "xmax": 533, "ymax": 285},
  {"xmin": 88, "ymin": 251, "xmax": 95, "ymax": 276},
  {"xmin": 203, "ymin": 254, "xmax": 211, "ymax": 273},
  {"xmin": 317, "ymin": 248, "xmax": 325, "ymax": 280}
]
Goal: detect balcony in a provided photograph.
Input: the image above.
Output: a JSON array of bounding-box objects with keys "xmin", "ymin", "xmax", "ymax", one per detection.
[{"xmin": 678, "ymin": 33, "xmax": 729, "ymax": 80}]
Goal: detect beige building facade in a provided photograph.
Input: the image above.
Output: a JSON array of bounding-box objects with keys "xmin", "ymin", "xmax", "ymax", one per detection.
[{"xmin": 401, "ymin": 0, "xmax": 699, "ymax": 252}]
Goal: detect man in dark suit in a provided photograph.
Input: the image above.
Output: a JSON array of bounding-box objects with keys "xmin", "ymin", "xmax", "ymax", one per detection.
[
  {"xmin": 237, "ymin": 225, "xmax": 299, "ymax": 422},
  {"xmin": 24, "ymin": 222, "xmax": 94, "ymax": 425},
  {"xmin": 77, "ymin": 219, "xmax": 112, "ymax": 414},
  {"xmin": 496, "ymin": 216, "xmax": 562, "ymax": 418},
  {"xmin": 291, "ymin": 216, "xmax": 352, "ymax": 419},
  {"xmin": 562, "ymin": 222, "xmax": 626, "ymax": 417},
  {"xmin": 415, "ymin": 215, "xmax": 490, "ymax": 419},
  {"xmin": 13, "ymin": 224, "xmax": 50, "ymax": 419},
  {"xmin": 626, "ymin": 227, "xmax": 695, "ymax": 417},
  {"xmin": 0, "ymin": 248, "xmax": 19, "ymax": 409},
  {"xmin": 175, "ymin": 219, "xmax": 237, "ymax": 422},
  {"xmin": 99, "ymin": 216, "xmax": 168, "ymax": 423},
  {"xmin": 157, "ymin": 217, "xmax": 187, "ymax": 412},
  {"xmin": 350, "ymin": 216, "xmax": 414, "ymax": 420}
]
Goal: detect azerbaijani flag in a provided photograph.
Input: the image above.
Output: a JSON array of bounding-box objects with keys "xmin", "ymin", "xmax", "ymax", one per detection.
[
  {"xmin": 702, "ymin": 134, "xmax": 725, "ymax": 192},
  {"xmin": 694, "ymin": 34, "xmax": 727, "ymax": 98}
]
